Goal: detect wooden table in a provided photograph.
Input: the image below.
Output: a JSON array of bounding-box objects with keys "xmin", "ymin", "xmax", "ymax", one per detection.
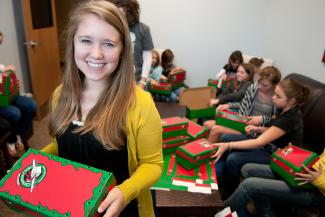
[{"xmin": 154, "ymin": 102, "xmax": 224, "ymax": 216}]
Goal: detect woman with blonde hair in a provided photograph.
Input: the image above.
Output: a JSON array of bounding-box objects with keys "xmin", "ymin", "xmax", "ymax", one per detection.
[{"xmin": 42, "ymin": 1, "xmax": 163, "ymax": 216}]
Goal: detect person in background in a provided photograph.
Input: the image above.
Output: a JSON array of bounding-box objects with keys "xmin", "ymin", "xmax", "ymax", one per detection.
[
  {"xmin": 110, "ymin": 0, "xmax": 154, "ymax": 88},
  {"xmin": 224, "ymin": 149, "xmax": 324, "ymax": 217},
  {"xmin": 0, "ymin": 31, "xmax": 36, "ymax": 157},
  {"xmin": 215, "ymin": 50, "xmax": 244, "ymax": 92},
  {"xmin": 160, "ymin": 48, "xmax": 185, "ymax": 102},
  {"xmin": 210, "ymin": 63, "xmax": 255, "ymax": 107},
  {"xmin": 41, "ymin": 1, "xmax": 163, "ymax": 217},
  {"xmin": 205, "ymin": 66, "xmax": 281, "ymax": 143},
  {"xmin": 147, "ymin": 49, "xmax": 164, "ymax": 85},
  {"xmin": 249, "ymin": 57, "xmax": 264, "ymax": 81},
  {"xmin": 212, "ymin": 79, "xmax": 309, "ymax": 199}
]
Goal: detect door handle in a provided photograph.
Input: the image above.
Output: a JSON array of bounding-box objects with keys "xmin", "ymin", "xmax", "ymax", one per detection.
[{"xmin": 24, "ymin": 40, "xmax": 39, "ymax": 48}]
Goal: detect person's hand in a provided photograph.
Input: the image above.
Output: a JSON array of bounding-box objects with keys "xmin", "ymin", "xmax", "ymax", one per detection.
[
  {"xmin": 210, "ymin": 98, "xmax": 220, "ymax": 106},
  {"xmin": 150, "ymin": 80, "xmax": 159, "ymax": 86},
  {"xmin": 210, "ymin": 143, "xmax": 229, "ymax": 162},
  {"xmin": 245, "ymin": 125, "xmax": 260, "ymax": 135},
  {"xmin": 98, "ymin": 187, "xmax": 125, "ymax": 217},
  {"xmin": 295, "ymin": 164, "xmax": 323, "ymax": 186},
  {"xmin": 247, "ymin": 116, "xmax": 263, "ymax": 125},
  {"xmin": 216, "ymin": 104, "xmax": 230, "ymax": 111}
]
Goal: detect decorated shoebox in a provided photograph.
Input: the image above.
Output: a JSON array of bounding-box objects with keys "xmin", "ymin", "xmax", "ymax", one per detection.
[
  {"xmin": 170, "ymin": 81, "xmax": 185, "ymax": 90},
  {"xmin": 215, "ymin": 110, "xmax": 251, "ymax": 133},
  {"xmin": 0, "ymin": 69, "xmax": 20, "ymax": 107},
  {"xmin": 208, "ymin": 77, "xmax": 237, "ymax": 91},
  {"xmin": 0, "ymin": 149, "xmax": 116, "ymax": 217},
  {"xmin": 270, "ymin": 145, "xmax": 319, "ymax": 188},
  {"xmin": 163, "ymin": 135, "xmax": 192, "ymax": 154},
  {"xmin": 179, "ymin": 87, "xmax": 216, "ymax": 119},
  {"xmin": 184, "ymin": 118, "xmax": 208, "ymax": 140},
  {"xmin": 148, "ymin": 82, "xmax": 172, "ymax": 95},
  {"xmin": 176, "ymin": 139, "xmax": 218, "ymax": 170},
  {"xmin": 162, "ymin": 116, "xmax": 188, "ymax": 139},
  {"xmin": 168, "ymin": 68, "xmax": 186, "ymax": 83}
]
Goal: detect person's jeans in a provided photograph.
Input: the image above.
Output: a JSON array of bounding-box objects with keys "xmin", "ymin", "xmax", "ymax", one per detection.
[
  {"xmin": 0, "ymin": 96, "xmax": 36, "ymax": 142},
  {"xmin": 225, "ymin": 163, "xmax": 325, "ymax": 217}
]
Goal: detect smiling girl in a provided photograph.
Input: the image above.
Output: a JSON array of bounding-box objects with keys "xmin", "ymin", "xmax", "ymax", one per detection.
[{"xmin": 42, "ymin": 1, "xmax": 163, "ymax": 217}]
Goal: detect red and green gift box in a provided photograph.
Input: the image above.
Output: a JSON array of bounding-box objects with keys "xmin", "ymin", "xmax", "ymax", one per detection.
[
  {"xmin": 168, "ymin": 68, "xmax": 186, "ymax": 83},
  {"xmin": 184, "ymin": 118, "xmax": 208, "ymax": 140},
  {"xmin": 208, "ymin": 77, "xmax": 238, "ymax": 91},
  {"xmin": 163, "ymin": 135, "xmax": 192, "ymax": 154},
  {"xmin": 176, "ymin": 139, "xmax": 217, "ymax": 170},
  {"xmin": 147, "ymin": 82, "xmax": 172, "ymax": 95},
  {"xmin": 215, "ymin": 110, "xmax": 251, "ymax": 133},
  {"xmin": 0, "ymin": 69, "xmax": 20, "ymax": 107},
  {"xmin": 0, "ymin": 148, "xmax": 115, "ymax": 217},
  {"xmin": 162, "ymin": 116, "xmax": 188, "ymax": 139},
  {"xmin": 270, "ymin": 145, "xmax": 319, "ymax": 188}
]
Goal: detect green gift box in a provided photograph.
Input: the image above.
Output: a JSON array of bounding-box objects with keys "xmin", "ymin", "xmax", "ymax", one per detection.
[
  {"xmin": 0, "ymin": 69, "xmax": 20, "ymax": 107},
  {"xmin": 148, "ymin": 82, "xmax": 172, "ymax": 95},
  {"xmin": 0, "ymin": 149, "xmax": 115, "ymax": 217},
  {"xmin": 168, "ymin": 68, "xmax": 186, "ymax": 83},
  {"xmin": 179, "ymin": 87, "xmax": 217, "ymax": 120},
  {"xmin": 163, "ymin": 135, "xmax": 192, "ymax": 154},
  {"xmin": 183, "ymin": 118, "xmax": 208, "ymax": 140},
  {"xmin": 270, "ymin": 145, "xmax": 319, "ymax": 188},
  {"xmin": 162, "ymin": 116, "xmax": 188, "ymax": 139},
  {"xmin": 176, "ymin": 139, "xmax": 217, "ymax": 170},
  {"xmin": 215, "ymin": 110, "xmax": 251, "ymax": 133}
]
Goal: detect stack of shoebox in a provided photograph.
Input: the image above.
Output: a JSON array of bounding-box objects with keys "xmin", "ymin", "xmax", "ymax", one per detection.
[
  {"xmin": 162, "ymin": 117, "xmax": 190, "ymax": 154},
  {"xmin": 0, "ymin": 68, "xmax": 20, "ymax": 107},
  {"xmin": 175, "ymin": 138, "xmax": 218, "ymax": 170},
  {"xmin": 215, "ymin": 110, "xmax": 251, "ymax": 133},
  {"xmin": 0, "ymin": 149, "xmax": 115, "ymax": 217},
  {"xmin": 270, "ymin": 144, "xmax": 319, "ymax": 188}
]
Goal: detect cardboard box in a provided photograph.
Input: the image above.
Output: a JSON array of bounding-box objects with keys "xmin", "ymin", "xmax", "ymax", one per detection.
[
  {"xmin": 162, "ymin": 117, "xmax": 188, "ymax": 139},
  {"xmin": 148, "ymin": 83, "xmax": 172, "ymax": 95},
  {"xmin": 163, "ymin": 135, "xmax": 192, "ymax": 154},
  {"xmin": 270, "ymin": 145, "xmax": 319, "ymax": 188},
  {"xmin": 179, "ymin": 87, "xmax": 216, "ymax": 119},
  {"xmin": 183, "ymin": 118, "xmax": 208, "ymax": 140},
  {"xmin": 0, "ymin": 69, "xmax": 20, "ymax": 107},
  {"xmin": 215, "ymin": 110, "xmax": 251, "ymax": 133},
  {"xmin": 176, "ymin": 139, "xmax": 217, "ymax": 170},
  {"xmin": 0, "ymin": 149, "xmax": 115, "ymax": 217}
]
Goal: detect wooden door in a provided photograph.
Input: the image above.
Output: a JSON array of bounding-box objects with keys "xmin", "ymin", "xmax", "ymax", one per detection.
[{"xmin": 22, "ymin": 0, "xmax": 62, "ymax": 119}]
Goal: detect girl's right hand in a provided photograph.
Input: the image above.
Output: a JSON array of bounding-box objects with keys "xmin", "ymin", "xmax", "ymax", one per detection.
[
  {"xmin": 216, "ymin": 104, "xmax": 230, "ymax": 111},
  {"xmin": 210, "ymin": 143, "xmax": 229, "ymax": 162},
  {"xmin": 98, "ymin": 187, "xmax": 125, "ymax": 217}
]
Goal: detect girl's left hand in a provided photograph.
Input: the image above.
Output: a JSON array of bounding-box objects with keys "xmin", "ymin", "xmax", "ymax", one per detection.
[
  {"xmin": 210, "ymin": 143, "xmax": 229, "ymax": 163},
  {"xmin": 98, "ymin": 187, "xmax": 125, "ymax": 217},
  {"xmin": 295, "ymin": 164, "xmax": 323, "ymax": 186}
]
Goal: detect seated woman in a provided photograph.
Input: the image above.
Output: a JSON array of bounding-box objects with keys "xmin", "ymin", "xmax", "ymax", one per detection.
[
  {"xmin": 210, "ymin": 63, "xmax": 254, "ymax": 107},
  {"xmin": 225, "ymin": 152, "xmax": 324, "ymax": 217},
  {"xmin": 0, "ymin": 66, "xmax": 36, "ymax": 157},
  {"xmin": 212, "ymin": 79, "xmax": 310, "ymax": 197},
  {"xmin": 204, "ymin": 66, "xmax": 281, "ymax": 142}
]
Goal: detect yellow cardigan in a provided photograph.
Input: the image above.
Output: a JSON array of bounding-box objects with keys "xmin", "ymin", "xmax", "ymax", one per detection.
[
  {"xmin": 42, "ymin": 85, "xmax": 164, "ymax": 217},
  {"xmin": 312, "ymin": 148, "xmax": 325, "ymax": 196}
]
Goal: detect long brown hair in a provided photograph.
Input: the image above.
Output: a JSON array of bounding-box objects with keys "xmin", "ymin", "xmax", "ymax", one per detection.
[
  {"xmin": 109, "ymin": 0, "xmax": 140, "ymax": 27},
  {"xmin": 49, "ymin": 0, "xmax": 135, "ymax": 150},
  {"xmin": 278, "ymin": 79, "xmax": 310, "ymax": 107}
]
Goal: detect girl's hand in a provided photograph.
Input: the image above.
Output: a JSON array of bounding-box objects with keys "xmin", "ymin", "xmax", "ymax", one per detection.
[
  {"xmin": 210, "ymin": 143, "xmax": 229, "ymax": 162},
  {"xmin": 247, "ymin": 116, "xmax": 263, "ymax": 125},
  {"xmin": 216, "ymin": 104, "xmax": 230, "ymax": 111},
  {"xmin": 98, "ymin": 187, "xmax": 125, "ymax": 217},
  {"xmin": 150, "ymin": 80, "xmax": 159, "ymax": 86},
  {"xmin": 210, "ymin": 98, "xmax": 220, "ymax": 106},
  {"xmin": 245, "ymin": 125, "xmax": 260, "ymax": 135},
  {"xmin": 295, "ymin": 164, "xmax": 323, "ymax": 186}
]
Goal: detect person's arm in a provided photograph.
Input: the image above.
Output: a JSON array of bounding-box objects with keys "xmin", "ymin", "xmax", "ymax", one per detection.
[
  {"xmin": 218, "ymin": 81, "xmax": 251, "ymax": 104},
  {"xmin": 113, "ymin": 91, "xmax": 163, "ymax": 205},
  {"xmin": 211, "ymin": 126, "xmax": 285, "ymax": 161},
  {"xmin": 140, "ymin": 50, "xmax": 152, "ymax": 80}
]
